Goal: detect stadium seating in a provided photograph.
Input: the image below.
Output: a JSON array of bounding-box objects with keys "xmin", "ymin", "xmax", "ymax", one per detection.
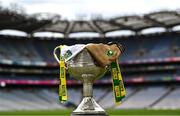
[
  {"xmin": 1, "ymin": 86, "xmax": 180, "ymax": 111},
  {"xmin": 0, "ymin": 89, "xmax": 65, "ymax": 111},
  {"xmin": 0, "ymin": 36, "xmax": 180, "ymax": 65},
  {"xmin": 67, "ymin": 88, "xmax": 82, "ymax": 105},
  {"xmin": 98, "ymin": 88, "xmax": 134, "ymax": 109},
  {"xmin": 0, "ymin": 35, "xmax": 179, "ymax": 111},
  {"xmin": 153, "ymin": 87, "xmax": 180, "ymax": 109},
  {"xmin": 116, "ymin": 87, "xmax": 168, "ymax": 109},
  {"xmin": 119, "ymin": 37, "xmax": 180, "ymax": 62}
]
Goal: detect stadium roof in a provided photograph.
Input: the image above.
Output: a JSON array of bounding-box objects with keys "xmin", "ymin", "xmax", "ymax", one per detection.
[
  {"xmin": 1, "ymin": 10, "xmax": 180, "ymax": 37},
  {"xmin": 0, "ymin": 9, "xmax": 52, "ymax": 33}
]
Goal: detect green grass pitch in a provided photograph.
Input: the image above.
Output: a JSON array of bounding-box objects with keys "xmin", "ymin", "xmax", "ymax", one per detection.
[{"xmin": 0, "ymin": 109, "xmax": 180, "ymax": 116}]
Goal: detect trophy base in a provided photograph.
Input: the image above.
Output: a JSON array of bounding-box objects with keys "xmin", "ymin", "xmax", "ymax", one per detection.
[
  {"xmin": 71, "ymin": 114, "xmax": 108, "ymax": 116},
  {"xmin": 71, "ymin": 97, "xmax": 108, "ymax": 116}
]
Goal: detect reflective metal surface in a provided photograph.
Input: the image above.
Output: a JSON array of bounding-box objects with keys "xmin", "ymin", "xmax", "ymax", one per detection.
[{"xmin": 67, "ymin": 49, "xmax": 108, "ymax": 116}]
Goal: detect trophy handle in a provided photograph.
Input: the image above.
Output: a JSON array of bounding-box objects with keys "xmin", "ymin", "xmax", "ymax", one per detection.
[{"xmin": 53, "ymin": 46, "xmax": 61, "ymax": 63}]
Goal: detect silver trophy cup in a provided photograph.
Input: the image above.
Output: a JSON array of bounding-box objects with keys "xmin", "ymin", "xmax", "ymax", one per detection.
[
  {"xmin": 54, "ymin": 47, "xmax": 108, "ymax": 116},
  {"xmin": 68, "ymin": 49, "xmax": 108, "ymax": 116}
]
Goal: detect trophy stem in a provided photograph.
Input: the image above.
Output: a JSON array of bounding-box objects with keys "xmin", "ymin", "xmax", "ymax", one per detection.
[
  {"xmin": 71, "ymin": 81, "xmax": 108, "ymax": 116},
  {"xmin": 83, "ymin": 82, "xmax": 93, "ymax": 97}
]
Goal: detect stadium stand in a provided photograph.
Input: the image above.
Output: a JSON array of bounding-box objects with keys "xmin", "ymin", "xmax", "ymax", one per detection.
[
  {"xmin": 0, "ymin": 33, "xmax": 180, "ymax": 110},
  {"xmin": 116, "ymin": 87, "xmax": 170, "ymax": 109},
  {"xmin": 0, "ymin": 89, "xmax": 65, "ymax": 111},
  {"xmin": 99, "ymin": 88, "xmax": 134, "ymax": 109},
  {"xmin": 0, "ymin": 7, "xmax": 180, "ymax": 111},
  {"xmin": 0, "ymin": 36, "xmax": 179, "ymax": 64},
  {"xmin": 153, "ymin": 87, "xmax": 180, "ymax": 109},
  {"xmin": 1, "ymin": 86, "xmax": 180, "ymax": 111},
  {"xmin": 67, "ymin": 88, "xmax": 82, "ymax": 106}
]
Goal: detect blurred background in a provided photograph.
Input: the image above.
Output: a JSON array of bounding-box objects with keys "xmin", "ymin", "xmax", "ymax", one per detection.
[{"xmin": 0, "ymin": 0, "xmax": 180, "ymax": 115}]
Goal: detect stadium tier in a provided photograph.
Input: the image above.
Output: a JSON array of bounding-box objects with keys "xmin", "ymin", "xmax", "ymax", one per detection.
[
  {"xmin": 0, "ymin": 33, "xmax": 180, "ymax": 66},
  {"xmin": 0, "ymin": 89, "xmax": 65, "ymax": 111},
  {"xmin": 0, "ymin": 86, "xmax": 180, "ymax": 111},
  {"xmin": 0, "ymin": 32, "xmax": 179, "ymax": 111}
]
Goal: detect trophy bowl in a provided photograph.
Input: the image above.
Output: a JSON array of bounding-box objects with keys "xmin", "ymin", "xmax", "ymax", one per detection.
[{"xmin": 67, "ymin": 49, "xmax": 108, "ymax": 116}]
